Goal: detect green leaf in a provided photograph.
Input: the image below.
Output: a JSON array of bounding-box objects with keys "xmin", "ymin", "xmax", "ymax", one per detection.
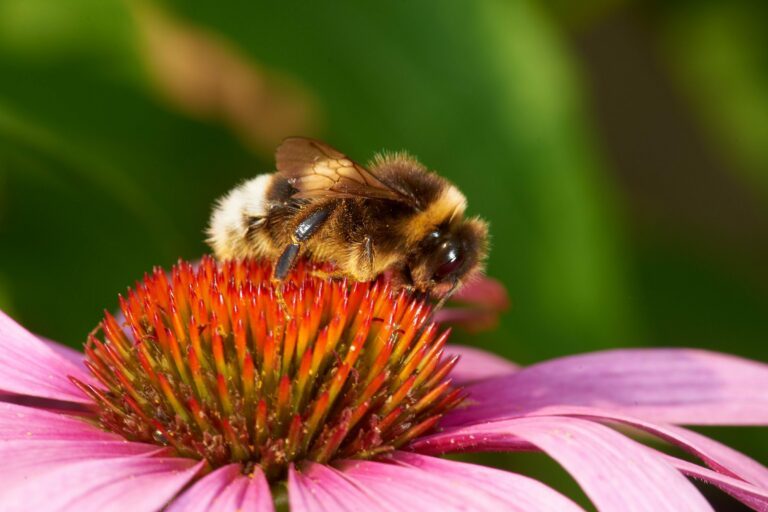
[
  {"xmin": 0, "ymin": 0, "xmax": 260, "ymax": 344},
  {"xmin": 661, "ymin": 2, "xmax": 768, "ymax": 197}
]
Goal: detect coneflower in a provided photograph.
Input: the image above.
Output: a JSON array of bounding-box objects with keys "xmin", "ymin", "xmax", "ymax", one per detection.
[
  {"xmin": 0, "ymin": 258, "xmax": 767, "ymax": 511},
  {"xmin": 72, "ymin": 257, "xmax": 462, "ymax": 480}
]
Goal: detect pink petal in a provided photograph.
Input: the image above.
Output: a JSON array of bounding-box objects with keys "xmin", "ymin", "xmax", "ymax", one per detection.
[
  {"xmin": 233, "ymin": 469, "xmax": 274, "ymax": 512},
  {"xmin": 39, "ymin": 335, "xmax": 86, "ymax": 369},
  {"xmin": 433, "ymin": 307, "xmax": 501, "ymax": 332},
  {"xmin": 414, "ymin": 429, "xmax": 534, "ymax": 453},
  {"xmin": 0, "ymin": 310, "xmax": 93, "ymax": 403},
  {"xmin": 662, "ymin": 426, "xmax": 768, "ymax": 489},
  {"xmin": 0, "ymin": 392, "xmax": 93, "ymax": 415},
  {"xmin": 416, "ymin": 416, "xmax": 713, "ymax": 511},
  {"xmin": 0, "ymin": 404, "xmax": 179, "ymax": 508},
  {"xmin": 667, "ymin": 455, "xmax": 768, "ymax": 511},
  {"xmin": 287, "ymin": 465, "xmax": 318, "ymax": 511},
  {"xmin": 526, "ymin": 405, "xmax": 768, "ymax": 489},
  {"xmin": 294, "ymin": 463, "xmax": 400, "ymax": 511},
  {"xmin": 444, "ymin": 344, "xmax": 518, "ymax": 384},
  {"xmin": 0, "ymin": 440, "xmax": 165, "ymax": 490},
  {"xmin": 167, "ymin": 464, "xmax": 240, "ymax": 512},
  {"xmin": 334, "ymin": 459, "xmax": 520, "ymax": 511},
  {"xmin": 0, "ymin": 439, "xmax": 160, "ymax": 463},
  {"xmin": 290, "ymin": 464, "xmax": 380, "ymax": 512},
  {"xmin": 390, "ymin": 452, "xmax": 585, "ymax": 511},
  {"xmin": 0, "ymin": 401, "xmax": 117, "ymax": 441},
  {"xmin": 434, "ymin": 275, "xmax": 510, "ymax": 332},
  {"xmin": 447, "ymin": 348, "xmax": 768, "ymax": 427},
  {"xmin": 0, "ymin": 455, "xmax": 203, "ymax": 512},
  {"xmin": 452, "ymin": 274, "xmax": 510, "ymax": 310},
  {"xmin": 294, "ymin": 457, "xmax": 584, "ymax": 512},
  {"xmin": 169, "ymin": 464, "xmax": 274, "ymax": 512},
  {"xmin": 422, "ymin": 404, "xmax": 768, "ymax": 494}
]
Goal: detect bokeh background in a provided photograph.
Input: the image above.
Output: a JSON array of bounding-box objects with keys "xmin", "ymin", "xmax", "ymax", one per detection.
[{"xmin": 1, "ymin": 0, "xmax": 766, "ymax": 509}]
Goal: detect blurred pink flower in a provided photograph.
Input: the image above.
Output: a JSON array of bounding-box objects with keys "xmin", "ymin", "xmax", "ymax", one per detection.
[
  {"xmin": 434, "ymin": 274, "xmax": 511, "ymax": 332},
  {"xmin": 0, "ymin": 262, "xmax": 767, "ymax": 511}
]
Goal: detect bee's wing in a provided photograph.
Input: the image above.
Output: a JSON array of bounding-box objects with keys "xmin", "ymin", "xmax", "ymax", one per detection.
[{"xmin": 276, "ymin": 137, "xmax": 413, "ymax": 203}]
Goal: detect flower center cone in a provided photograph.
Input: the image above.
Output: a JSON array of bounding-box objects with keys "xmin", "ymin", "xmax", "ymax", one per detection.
[{"xmin": 71, "ymin": 257, "xmax": 464, "ymax": 480}]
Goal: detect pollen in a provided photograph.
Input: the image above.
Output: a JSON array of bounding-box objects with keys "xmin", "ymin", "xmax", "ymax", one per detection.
[{"xmin": 70, "ymin": 257, "xmax": 463, "ymax": 480}]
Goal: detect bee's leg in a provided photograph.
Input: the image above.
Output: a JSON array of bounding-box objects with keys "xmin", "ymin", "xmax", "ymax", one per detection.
[
  {"xmin": 273, "ymin": 284, "xmax": 291, "ymax": 318},
  {"xmin": 274, "ymin": 243, "xmax": 301, "ymax": 281},
  {"xmin": 273, "ymin": 243, "xmax": 300, "ymax": 317},
  {"xmin": 271, "ymin": 206, "xmax": 333, "ymax": 316}
]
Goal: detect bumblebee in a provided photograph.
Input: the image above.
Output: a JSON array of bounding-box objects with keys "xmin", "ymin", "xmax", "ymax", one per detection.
[{"xmin": 208, "ymin": 137, "xmax": 488, "ymax": 304}]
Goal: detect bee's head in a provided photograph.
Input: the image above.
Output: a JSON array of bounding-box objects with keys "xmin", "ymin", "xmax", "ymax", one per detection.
[{"xmin": 407, "ymin": 217, "xmax": 488, "ymax": 295}]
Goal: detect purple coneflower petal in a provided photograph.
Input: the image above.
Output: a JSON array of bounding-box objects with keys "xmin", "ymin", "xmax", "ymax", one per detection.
[
  {"xmin": 38, "ymin": 335, "xmax": 87, "ymax": 368},
  {"xmin": 504, "ymin": 405, "xmax": 768, "ymax": 488},
  {"xmin": 434, "ymin": 275, "xmax": 510, "ymax": 332},
  {"xmin": 447, "ymin": 349, "xmax": 768, "ymax": 427},
  {"xmin": 666, "ymin": 455, "xmax": 768, "ymax": 510},
  {"xmin": 658, "ymin": 425, "xmax": 768, "ymax": 488},
  {"xmin": 0, "ymin": 455, "xmax": 203, "ymax": 512},
  {"xmin": 166, "ymin": 465, "xmax": 239, "ymax": 512},
  {"xmin": 0, "ymin": 403, "xmax": 197, "ymax": 511},
  {"xmin": 332, "ymin": 459, "xmax": 512, "ymax": 510},
  {"xmin": 444, "ymin": 344, "xmax": 518, "ymax": 384},
  {"xmin": 293, "ymin": 462, "xmax": 413, "ymax": 512},
  {"xmin": 451, "ymin": 274, "xmax": 510, "ymax": 310},
  {"xmin": 389, "ymin": 452, "xmax": 585, "ymax": 511},
  {"xmin": 419, "ymin": 404, "xmax": 768, "ymax": 505},
  {"xmin": 0, "ymin": 439, "xmax": 161, "ymax": 465},
  {"xmin": 0, "ymin": 311, "xmax": 92, "ymax": 403},
  {"xmin": 232, "ymin": 469, "xmax": 274, "ymax": 512},
  {"xmin": 433, "ymin": 307, "xmax": 501, "ymax": 332},
  {"xmin": 0, "ymin": 401, "xmax": 117, "ymax": 441},
  {"xmin": 0, "ymin": 440, "xmax": 164, "ymax": 490},
  {"xmin": 169, "ymin": 464, "xmax": 273, "ymax": 512},
  {"xmin": 289, "ymin": 464, "xmax": 378, "ymax": 512},
  {"xmin": 329, "ymin": 454, "xmax": 588, "ymax": 511},
  {"xmin": 290, "ymin": 455, "xmax": 584, "ymax": 512},
  {"xmin": 418, "ymin": 416, "xmax": 713, "ymax": 511}
]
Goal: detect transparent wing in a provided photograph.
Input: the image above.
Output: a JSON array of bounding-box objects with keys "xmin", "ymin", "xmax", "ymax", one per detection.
[{"xmin": 275, "ymin": 137, "xmax": 413, "ymax": 203}]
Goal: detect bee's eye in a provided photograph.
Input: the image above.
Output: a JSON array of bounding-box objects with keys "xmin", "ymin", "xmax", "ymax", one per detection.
[{"xmin": 432, "ymin": 241, "xmax": 463, "ymax": 282}]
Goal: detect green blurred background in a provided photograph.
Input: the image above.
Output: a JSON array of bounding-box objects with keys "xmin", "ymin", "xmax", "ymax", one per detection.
[{"xmin": 0, "ymin": 0, "xmax": 765, "ymax": 508}]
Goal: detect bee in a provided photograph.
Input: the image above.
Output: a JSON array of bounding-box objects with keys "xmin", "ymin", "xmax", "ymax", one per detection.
[{"xmin": 207, "ymin": 137, "xmax": 488, "ymax": 307}]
